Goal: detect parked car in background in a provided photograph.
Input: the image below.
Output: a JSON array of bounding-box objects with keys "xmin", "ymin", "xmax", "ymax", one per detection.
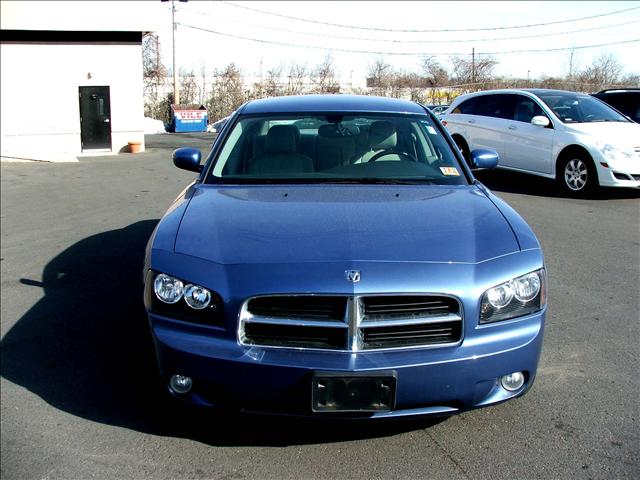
[
  {"xmin": 207, "ymin": 116, "xmax": 230, "ymax": 134},
  {"xmin": 427, "ymin": 104, "xmax": 450, "ymax": 115},
  {"xmin": 591, "ymin": 88, "xmax": 640, "ymax": 123},
  {"xmin": 144, "ymin": 95, "xmax": 547, "ymax": 420},
  {"xmin": 441, "ymin": 89, "xmax": 640, "ymax": 195}
]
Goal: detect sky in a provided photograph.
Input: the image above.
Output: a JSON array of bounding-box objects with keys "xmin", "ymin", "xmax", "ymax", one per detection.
[{"xmin": 144, "ymin": 0, "xmax": 640, "ymax": 86}]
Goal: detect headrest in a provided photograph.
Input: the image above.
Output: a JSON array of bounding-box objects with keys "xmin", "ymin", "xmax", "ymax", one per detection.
[
  {"xmin": 318, "ymin": 123, "xmax": 360, "ymax": 138},
  {"xmin": 266, "ymin": 125, "xmax": 298, "ymax": 153},
  {"xmin": 369, "ymin": 121, "xmax": 397, "ymax": 149}
]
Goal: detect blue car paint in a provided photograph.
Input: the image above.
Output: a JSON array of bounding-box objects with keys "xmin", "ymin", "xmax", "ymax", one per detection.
[
  {"xmin": 174, "ymin": 185, "xmax": 519, "ymax": 265},
  {"xmin": 144, "ymin": 95, "xmax": 546, "ymax": 418}
]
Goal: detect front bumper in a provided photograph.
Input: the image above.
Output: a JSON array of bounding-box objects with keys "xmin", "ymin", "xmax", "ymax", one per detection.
[
  {"xmin": 595, "ymin": 156, "xmax": 640, "ymax": 188},
  {"xmin": 148, "ymin": 308, "xmax": 545, "ymax": 419}
]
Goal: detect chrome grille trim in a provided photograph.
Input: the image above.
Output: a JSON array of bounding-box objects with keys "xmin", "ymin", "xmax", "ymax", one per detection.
[
  {"xmin": 360, "ymin": 312, "xmax": 461, "ymax": 328},
  {"xmin": 238, "ymin": 294, "xmax": 463, "ymax": 351}
]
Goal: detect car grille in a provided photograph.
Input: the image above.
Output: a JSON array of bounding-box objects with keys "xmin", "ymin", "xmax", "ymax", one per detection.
[
  {"xmin": 247, "ymin": 296, "xmax": 347, "ymax": 321},
  {"xmin": 240, "ymin": 295, "xmax": 462, "ymax": 351}
]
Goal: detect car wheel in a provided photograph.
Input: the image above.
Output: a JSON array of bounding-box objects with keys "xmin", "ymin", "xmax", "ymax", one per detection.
[
  {"xmin": 452, "ymin": 136, "xmax": 471, "ymax": 167},
  {"xmin": 557, "ymin": 156, "xmax": 597, "ymax": 196}
]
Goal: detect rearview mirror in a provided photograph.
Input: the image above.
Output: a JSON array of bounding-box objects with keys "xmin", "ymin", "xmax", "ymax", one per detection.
[
  {"xmin": 173, "ymin": 148, "xmax": 202, "ymax": 172},
  {"xmin": 531, "ymin": 116, "xmax": 550, "ymax": 127},
  {"xmin": 470, "ymin": 149, "xmax": 499, "ymax": 170}
]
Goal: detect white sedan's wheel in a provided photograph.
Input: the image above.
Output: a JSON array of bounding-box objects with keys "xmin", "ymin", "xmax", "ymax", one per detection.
[
  {"xmin": 557, "ymin": 155, "xmax": 597, "ymax": 196},
  {"xmin": 564, "ymin": 158, "xmax": 589, "ymax": 191}
]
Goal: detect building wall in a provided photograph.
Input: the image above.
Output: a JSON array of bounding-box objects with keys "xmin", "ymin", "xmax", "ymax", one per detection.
[
  {"xmin": 1, "ymin": 40, "xmax": 145, "ymax": 159},
  {"xmin": 1, "ymin": 0, "xmax": 156, "ymax": 160}
]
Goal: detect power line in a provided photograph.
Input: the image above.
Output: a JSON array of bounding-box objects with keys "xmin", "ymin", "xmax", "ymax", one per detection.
[
  {"xmin": 220, "ymin": 1, "xmax": 640, "ymax": 33},
  {"xmin": 181, "ymin": 7, "xmax": 637, "ymax": 44},
  {"xmin": 177, "ymin": 23, "xmax": 640, "ymax": 56}
]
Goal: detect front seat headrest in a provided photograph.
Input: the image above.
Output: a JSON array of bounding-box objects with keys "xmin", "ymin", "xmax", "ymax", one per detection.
[
  {"xmin": 266, "ymin": 125, "xmax": 298, "ymax": 153},
  {"xmin": 369, "ymin": 121, "xmax": 397, "ymax": 149}
]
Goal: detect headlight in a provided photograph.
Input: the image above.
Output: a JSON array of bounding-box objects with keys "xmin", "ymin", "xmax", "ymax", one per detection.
[
  {"xmin": 145, "ymin": 271, "xmax": 223, "ymax": 325},
  {"xmin": 480, "ymin": 269, "xmax": 546, "ymax": 323},
  {"xmin": 154, "ymin": 273, "xmax": 184, "ymax": 304},
  {"xmin": 184, "ymin": 284, "xmax": 212, "ymax": 309},
  {"xmin": 596, "ymin": 141, "xmax": 633, "ymax": 162}
]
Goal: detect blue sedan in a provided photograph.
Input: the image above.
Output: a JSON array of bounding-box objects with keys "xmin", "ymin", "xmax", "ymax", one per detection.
[{"xmin": 143, "ymin": 95, "xmax": 546, "ymax": 419}]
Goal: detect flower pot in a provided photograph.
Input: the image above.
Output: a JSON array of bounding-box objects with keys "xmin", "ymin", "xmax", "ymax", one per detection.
[{"xmin": 128, "ymin": 141, "xmax": 142, "ymax": 154}]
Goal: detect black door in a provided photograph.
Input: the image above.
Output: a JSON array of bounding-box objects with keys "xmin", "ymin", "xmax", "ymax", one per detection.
[{"xmin": 79, "ymin": 86, "xmax": 111, "ymax": 150}]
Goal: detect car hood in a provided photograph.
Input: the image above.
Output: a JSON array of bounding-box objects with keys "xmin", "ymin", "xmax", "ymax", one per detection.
[
  {"xmin": 566, "ymin": 122, "xmax": 640, "ymax": 149},
  {"xmin": 174, "ymin": 185, "xmax": 520, "ymax": 265}
]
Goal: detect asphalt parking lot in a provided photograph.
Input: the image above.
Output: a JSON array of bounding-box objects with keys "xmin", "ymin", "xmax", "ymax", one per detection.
[{"xmin": 1, "ymin": 133, "xmax": 639, "ymax": 479}]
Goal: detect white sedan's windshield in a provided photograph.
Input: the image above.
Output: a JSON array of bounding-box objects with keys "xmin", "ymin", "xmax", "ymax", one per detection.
[
  {"xmin": 208, "ymin": 114, "xmax": 468, "ymax": 185},
  {"xmin": 538, "ymin": 93, "xmax": 629, "ymax": 124}
]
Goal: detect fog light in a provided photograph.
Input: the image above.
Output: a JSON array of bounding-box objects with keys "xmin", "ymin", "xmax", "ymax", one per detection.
[
  {"xmin": 169, "ymin": 374, "xmax": 193, "ymax": 394},
  {"xmin": 500, "ymin": 372, "xmax": 525, "ymax": 391}
]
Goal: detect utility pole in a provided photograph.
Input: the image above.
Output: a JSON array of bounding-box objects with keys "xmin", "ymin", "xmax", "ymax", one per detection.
[
  {"xmin": 172, "ymin": 0, "xmax": 179, "ymax": 105},
  {"xmin": 156, "ymin": 34, "xmax": 161, "ymax": 93},
  {"xmin": 471, "ymin": 47, "xmax": 475, "ymax": 84}
]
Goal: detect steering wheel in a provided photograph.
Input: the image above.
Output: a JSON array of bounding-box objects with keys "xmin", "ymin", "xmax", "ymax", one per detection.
[{"xmin": 367, "ymin": 149, "xmax": 418, "ymax": 163}]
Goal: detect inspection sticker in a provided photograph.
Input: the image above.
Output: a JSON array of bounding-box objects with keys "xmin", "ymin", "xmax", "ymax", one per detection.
[
  {"xmin": 426, "ymin": 126, "xmax": 437, "ymax": 135},
  {"xmin": 440, "ymin": 167, "xmax": 460, "ymax": 176}
]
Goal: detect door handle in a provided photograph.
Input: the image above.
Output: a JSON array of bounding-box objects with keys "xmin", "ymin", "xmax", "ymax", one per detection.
[
  {"xmin": 103, "ymin": 119, "xmax": 110, "ymax": 123},
  {"xmin": 468, "ymin": 119, "xmax": 476, "ymax": 124},
  {"xmin": 508, "ymin": 125, "xmax": 517, "ymax": 130}
]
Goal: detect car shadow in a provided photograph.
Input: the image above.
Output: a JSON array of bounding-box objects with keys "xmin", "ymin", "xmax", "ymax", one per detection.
[
  {"xmin": 475, "ymin": 169, "xmax": 640, "ymax": 200},
  {"xmin": 0, "ymin": 220, "xmax": 447, "ymax": 446}
]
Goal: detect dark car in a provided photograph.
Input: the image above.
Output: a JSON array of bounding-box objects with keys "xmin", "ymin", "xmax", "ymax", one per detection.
[
  {"xmin": 427, "ymin": 104, "xmax": 450, "ymax": 115},
  {"xmin": 591, "ymin": 88, "xmax": 640, "ymax": 123},
  {"xmin": 144, "ymin": 95, "xmax": 546, "ymax": 419}
]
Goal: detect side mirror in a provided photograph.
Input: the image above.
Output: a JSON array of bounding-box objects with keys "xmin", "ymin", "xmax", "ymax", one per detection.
[
  {"xmin": 470, "ymin": 149, "xmax": 499, "ymax": 170},
  {"xmin": 531, "ymin": 115, "xmax": 550, "ymax": 127},
  {"xmin": 173, "ymin": 147, "xmax": 202, "ymax": 172}
]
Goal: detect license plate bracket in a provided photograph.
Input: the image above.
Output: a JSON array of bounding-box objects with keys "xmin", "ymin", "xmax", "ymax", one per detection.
[{"xmin": 311, "ymin": 372, "xmax": 396, "ymax": 413}]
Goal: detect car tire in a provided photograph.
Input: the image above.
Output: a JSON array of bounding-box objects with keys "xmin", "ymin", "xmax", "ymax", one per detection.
[
  {"xmin": 556, "ymin": 155, "xmax": 598, "ymax": 197},
  {"xmin": 452, "ymin": 135, "xmax": 471, "ymax": 167}
]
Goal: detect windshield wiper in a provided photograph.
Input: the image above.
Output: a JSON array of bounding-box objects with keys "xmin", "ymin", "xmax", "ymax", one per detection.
[
  {"xmin": 211, "ymin": 177, "xmax": 438, "ymax": 185},
  {"xmin": 320, "ymin": 178, "xmax": 435, "ymax": 185}
]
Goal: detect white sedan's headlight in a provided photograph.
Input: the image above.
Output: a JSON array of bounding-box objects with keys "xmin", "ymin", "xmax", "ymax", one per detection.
[
  {"xmin": 596, "ymin": 141, "xmax": 633, "ymax": 162},
  {"xmin": 480, "ymin": 269, "xmax": 546, "ymax": 323}
]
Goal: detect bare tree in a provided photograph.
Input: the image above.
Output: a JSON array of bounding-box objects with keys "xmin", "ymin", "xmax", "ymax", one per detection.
[
  {"xmin": 367, "ymin": 58, "xmax": 393, "ymax": 96},
  {"xmin": 310, "ymin": 55, "xmax": 340, "ymax": 93},
  {"xmin": 450, "ymin": 55, "xmax": 498, "ymax": 86},
  {"xmin": 285, "ymin": 62, "xmax": 308, "ymax": 95},
  {"xmin": 179, "ymin": 69, "xmax": 199, "ymax": 105},
  {"xmin": 578, "ymin": 52, "xmax": 624, "ymax": 89},
  {"xmin": 421, "ymin": 56, "xmax": 449, "ymax": 87},
  {"xmin": 263, "ymin": 64, "xmax": 284, "ymax": 97},
  {"xmin": 142, "ymin": 33, "xmax": 168, "ymax": 120},
  {"xmin": 620, "ymin": 72, "xmax": 640, "ymax": 87},
  {"xmin": 206, "ymin": 63, "xmax": 246, "ymax": 121}
]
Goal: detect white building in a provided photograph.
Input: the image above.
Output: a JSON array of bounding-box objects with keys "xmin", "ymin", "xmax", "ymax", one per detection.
[{"xmin": 0, "ymin": 1, "xmax": 159, "ymax": 160}]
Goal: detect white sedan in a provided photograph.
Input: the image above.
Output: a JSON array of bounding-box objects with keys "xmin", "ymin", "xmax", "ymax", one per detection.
[{"xmin": 441, "ymin": 88, "xmax": 640, "ymax": 195}]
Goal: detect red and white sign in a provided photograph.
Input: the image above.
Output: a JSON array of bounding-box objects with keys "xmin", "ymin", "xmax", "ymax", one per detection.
[{"xmin": 175, "ymin": 110, "xmax": 206, "ymax": 120}]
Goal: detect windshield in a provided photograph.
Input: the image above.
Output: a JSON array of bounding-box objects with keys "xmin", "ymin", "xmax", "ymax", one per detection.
[
  {"xmin": 537, "ymin": 93, "xmax": 629, "ymax": 124},
  {"xmin": 207, "ymin": 113, "xmax": 468, "ymax": 185}
]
